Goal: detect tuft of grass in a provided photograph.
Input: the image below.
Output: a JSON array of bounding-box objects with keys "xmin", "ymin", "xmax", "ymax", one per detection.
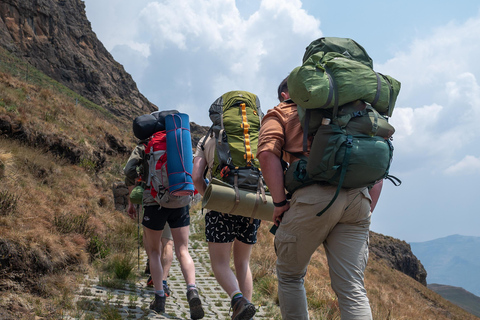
[
  {"xmin": 0, "ymin": 189, "xmax": 19, "ymax": 216},
  {"xmin": 112, "ymin": 254, "xmax": 135, "ymax": 280},
  {"xmin": 99, "ymin": 302, "xmax": 122, "ymax": 320},
  {"xmin": 53, "ymin": 211, "xmax": 93, "ymax": 237},
  {"xmin": 0, "ymin": 151, "xmax": 13, "ymax": 179}
]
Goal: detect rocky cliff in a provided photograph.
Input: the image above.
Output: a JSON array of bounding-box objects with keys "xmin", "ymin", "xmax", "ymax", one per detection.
[
  {"xmin": 0, "ymin": 0, "xmax": 156, "ymax": 119},
  {"xmin": 370, "ymin": 231, "xmax": 427, "ymax": 285}
]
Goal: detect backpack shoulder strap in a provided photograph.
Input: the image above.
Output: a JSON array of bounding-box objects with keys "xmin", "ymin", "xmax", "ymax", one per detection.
[{"xmin": 200, "ymin": 125, "xmax": 214, "ymax": 151}]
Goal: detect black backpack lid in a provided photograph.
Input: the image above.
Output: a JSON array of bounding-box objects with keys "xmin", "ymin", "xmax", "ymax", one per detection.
[{"xmin": 132, "ymin": 114, "xmax": 162, "ymax": 140}]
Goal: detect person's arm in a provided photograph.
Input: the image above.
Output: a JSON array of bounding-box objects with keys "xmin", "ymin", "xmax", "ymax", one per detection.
[
  {"xmin": 369, "ymin": 179, "xmax": 383, "ymax": 213},
  {"xmin": 124, "ymin": 144, "xmax": 144, "ymax": 220},
  {"xmin": 258, "ymin": 150, "xmax": 289, "ymax": 226},
  {"xmin": 192, "ymin": 156, "xmax": 208, "ymax": 196},
  {"xmin": 126, "ymin": 185, "xmax": 137, "ymax": 220}
]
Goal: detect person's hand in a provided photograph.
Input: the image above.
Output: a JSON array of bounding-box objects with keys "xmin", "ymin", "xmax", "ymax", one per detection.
[
  {"xmin": 273, "ymin": 203, "xmax": 289, "ymax": 227},
  {"xmin": 127, "ymin": 203, "xmax": 137, "ymax": 220}
]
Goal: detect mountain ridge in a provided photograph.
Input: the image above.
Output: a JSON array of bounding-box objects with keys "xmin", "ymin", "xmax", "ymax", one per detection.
[{"xmin": 410, "ymin": 234, "xmax": 480, "ymax": 297}]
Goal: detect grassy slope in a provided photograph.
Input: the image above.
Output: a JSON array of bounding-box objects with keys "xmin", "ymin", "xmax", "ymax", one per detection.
[{"xmin": 0, "ymin": 51, "xmax": 138, "ymax": 319}]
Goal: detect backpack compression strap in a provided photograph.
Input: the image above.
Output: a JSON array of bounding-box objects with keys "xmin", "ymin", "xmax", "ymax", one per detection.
[
  {"xmin": 315, "ymin": 136, "xmax": 353, "ymax": 216},
  {"xmin": 240, "ymin": 102, "xmax": 254, "ymax": 164}
]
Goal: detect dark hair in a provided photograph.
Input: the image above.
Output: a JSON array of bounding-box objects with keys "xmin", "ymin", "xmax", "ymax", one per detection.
[{"xmin": 277, "ymin": 76, "xmax": 289, "ymax": 102}]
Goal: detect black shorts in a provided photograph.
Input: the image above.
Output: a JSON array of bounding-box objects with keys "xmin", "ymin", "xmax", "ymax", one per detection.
[
  {"xmin": 142, "ymin": 205, "xmax": 190, "ymax": 231},
  {"xmin": 205, "ymin": 211, "xmax": 261, "ymax": 244}
]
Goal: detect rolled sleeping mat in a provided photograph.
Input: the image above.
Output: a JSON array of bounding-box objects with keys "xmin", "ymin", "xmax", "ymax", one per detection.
[
  {"xmin": 165, "ymin": 113, "xmax": 194, "ymax": 196},
  {"xmin": 202, "ymin": 179, "xmax": 274, "ymax": 222}
]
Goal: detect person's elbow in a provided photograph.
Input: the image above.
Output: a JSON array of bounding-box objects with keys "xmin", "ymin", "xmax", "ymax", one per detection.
[
  {"xmin": 257, "ymin": 150, "xmax": 274, "ymax": 165},
  {"xmin": 192, "ymin": 173, "xmax": 204, "ymax": 190},
  {"xmin": 192, "ymin": 160, "xmax": 206, "ymax": 190}
]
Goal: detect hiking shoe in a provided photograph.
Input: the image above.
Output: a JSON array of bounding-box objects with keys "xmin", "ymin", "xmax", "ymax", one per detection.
[
  {"xmin": 186, "ymin": 288, "xmax": 204, "ymax": 319},
  {"xmin": 231, "ymin": 297, "xmax": 256, "ymax": 320},
  {"xmin": 149, "ymin": 294, "xmax": 166, "ymax": 313},
  {"xmin": 163, "ymin": 282, "xmax": 171, "ymax": 297},
  {"xmin": 146, "ymin": 275, "xmax": 153, "ymax": 287}
]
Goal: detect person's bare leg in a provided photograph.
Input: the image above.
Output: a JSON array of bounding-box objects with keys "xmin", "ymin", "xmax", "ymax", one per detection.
[
  {"xmin": 143, "ymin": 227, "xmax": 164, "ymax": 292},
  {"xmin": 161, "ymin": 238, "xmax": 174, "ymax": 280},
  {"xmin": 208, "ymin": 242, "xmax": 240, "ymax": 296},
  {"xmin": 232, "ymin": 239, "xmax": 254, "ymax": 301},
  {"xmin": 170, "ymin": 226, "xmax": 196, "ymax": 284}
]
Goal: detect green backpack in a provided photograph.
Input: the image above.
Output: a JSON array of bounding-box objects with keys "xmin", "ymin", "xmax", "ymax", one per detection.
[
  {"xmin": 202, "ymin": 91, "xmax": 266, "ymax": 193},
  {"xmin": 284, "ymin": 38, "xmax": 401, "ymax": 216}
]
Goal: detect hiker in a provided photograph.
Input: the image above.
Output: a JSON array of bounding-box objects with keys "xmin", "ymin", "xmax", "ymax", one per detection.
[
  {"xmin": 124, "ymin": 138, "xmax": 204, "ymax": 319},
  {"xmin": 124, "ymin": 141, "xmax": 174, "ymax": 294},
  {"xmin": 192, "ymin": 91, "xmax": 262, "ymax": 320},
  {"xmin": 256, "ymin": 77, "xmax": 382, "ymax": 320}
]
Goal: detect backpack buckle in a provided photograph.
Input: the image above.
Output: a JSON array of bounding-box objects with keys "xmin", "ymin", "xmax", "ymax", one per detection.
[
  {"xmin": 220, "ymin": 166, "xmax": 231, "ymax": 178},
  {"xmin": 346, "ymin": 137, "xmax": 353, "ymax": 147}
]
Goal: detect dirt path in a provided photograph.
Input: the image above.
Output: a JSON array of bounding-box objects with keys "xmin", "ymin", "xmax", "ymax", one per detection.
[{"xmin": 72, "ymin": 211, "xmax": 269, "ymax": 319}]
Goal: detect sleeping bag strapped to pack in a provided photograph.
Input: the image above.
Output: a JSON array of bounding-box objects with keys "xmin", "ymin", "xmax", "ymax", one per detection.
[
  {"xmin": 145, "ymin": 130, "xmax": 191, "ymax": 208},
  {"xmin": 288, "ymin": 37, "xmax": 401, "ymax": 132},
  {"xmin": 164, "ymin": 113, "xmax": 195, "ymax": 196},
  {"xmin": 202, "ymin": 90, "xmax": 267, "ymax": 215}
]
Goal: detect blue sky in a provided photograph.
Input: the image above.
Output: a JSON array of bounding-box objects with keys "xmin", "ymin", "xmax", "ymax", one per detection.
[{"xmin": 83, "ymin": 0, "xmax": 480, "ymax": 243}]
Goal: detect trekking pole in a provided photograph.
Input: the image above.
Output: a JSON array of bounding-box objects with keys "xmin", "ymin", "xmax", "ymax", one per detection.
[{"xmin": 136, "ymin": 204, "xmax": 140, "ymax": 272}]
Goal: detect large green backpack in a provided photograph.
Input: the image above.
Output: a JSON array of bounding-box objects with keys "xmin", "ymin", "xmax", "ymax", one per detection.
[
  {"xmin": 284, "ymin": 38, "xmax": 401, "ymax": 216},
  {"xmin": 203, "ymin": 91, "xmax": 265, "ymax": 193}
]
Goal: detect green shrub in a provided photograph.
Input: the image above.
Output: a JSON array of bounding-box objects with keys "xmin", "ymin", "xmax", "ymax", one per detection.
[{"xmin": 87, "ymin": 235, "xmax": 111, "ymax": 260}]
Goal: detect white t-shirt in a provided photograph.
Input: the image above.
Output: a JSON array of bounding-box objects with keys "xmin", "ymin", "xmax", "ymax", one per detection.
[{"xmin": 193, "ymin": 134, "xmax": 216, "ymax": 178}]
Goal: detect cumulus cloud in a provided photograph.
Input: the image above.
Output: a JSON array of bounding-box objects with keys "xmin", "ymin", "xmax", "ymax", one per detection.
[
  {"xmin": 377, "ymin": 13, "xmax": 480, "ymax": 174},
  {"xmin": 102, "ymin": 0, "xmax": 322, "ymax": 124},
  {"xmin": 445, "ymin": 155, "xmax": 480, "ymax": 175}
]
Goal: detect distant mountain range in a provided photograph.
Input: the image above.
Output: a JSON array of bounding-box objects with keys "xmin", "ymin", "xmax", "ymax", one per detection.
[
  {"xmin": 410, "ymin": 234, "xmax": 480, "ymax": 297},
  {"xmin": 428, "ymin": 284, "xmax": 480, "ymax": 317}
]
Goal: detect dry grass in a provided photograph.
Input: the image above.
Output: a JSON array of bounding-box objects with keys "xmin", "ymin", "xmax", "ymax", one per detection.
[
  {"xmin": 0, "ymin": 70, "xmax": 131, "ymax": 148},
  {"xmin": 0, "ymin": 136, "xmax": 138, "ymax": 319},
  {"xmin": 0, "ymin": 66, "xmax": 140, "ymax": 318}
]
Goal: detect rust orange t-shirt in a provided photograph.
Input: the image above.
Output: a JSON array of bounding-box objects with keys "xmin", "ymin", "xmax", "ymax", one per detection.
[{"xmin": 257, "ymin": 101, "xmax": 312, "ymax": 165}]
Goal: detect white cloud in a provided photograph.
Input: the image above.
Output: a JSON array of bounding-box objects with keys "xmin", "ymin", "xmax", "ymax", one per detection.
[
  {"xmin": 445, "ymin": 155, "xmax": 480, "ymax": 175},
  {"xmin": 120, "ymin": 0, "xmax": 322, "ymax": 124},
  {"xmin": 376, "ymin": 13, "xmax": 480, "ymax": 174}
]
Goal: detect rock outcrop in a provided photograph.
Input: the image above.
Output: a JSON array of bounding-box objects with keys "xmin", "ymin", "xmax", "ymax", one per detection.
[
  {"xmin": 370, "ymin": 231, "xmax": 428, "ymax": 285},
  {"xmin": 0, "ymin": 0, "xmax": 156, "ymax": 119}
]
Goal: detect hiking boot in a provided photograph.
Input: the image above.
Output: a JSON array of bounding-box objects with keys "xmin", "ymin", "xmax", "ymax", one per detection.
[
  {"xmin": 231, "ymin": 297, "xmax": 256, "ymax": 320},
  {"xmin": 163, "ymin": 282, "xmax": 171, "ymax": 297},
  {"xmin": 146, "ymin": 275, "xmax": 153, "ymax": 287},
  {"xmin": 186, "ymin": 288, "xmax": 204, "ymax": 319},
  {"xmin": 149, "ymin": 294, "xmax": 166, "ymax": 313}
]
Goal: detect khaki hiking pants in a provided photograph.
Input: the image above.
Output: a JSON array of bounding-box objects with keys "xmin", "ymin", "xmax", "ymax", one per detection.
[{"xmin": 274, "ymin": 184, "xmax": 373, "ymax": 320}]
